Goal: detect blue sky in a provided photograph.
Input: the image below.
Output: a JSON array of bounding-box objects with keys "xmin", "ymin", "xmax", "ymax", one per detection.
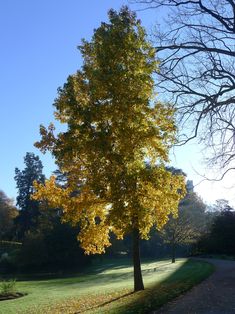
[{"xmin": 1, "ymin": 0, "xmax": 234, "ymax": 206}]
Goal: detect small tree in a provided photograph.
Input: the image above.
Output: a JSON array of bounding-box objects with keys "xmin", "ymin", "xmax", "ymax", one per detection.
[
  {"xmin": 161, "ymin": 188, "xmax": 206, "ymax": 263},
  {"xmin": 33, "ymin": 7, "xmax": 185, "ymax": 291}
]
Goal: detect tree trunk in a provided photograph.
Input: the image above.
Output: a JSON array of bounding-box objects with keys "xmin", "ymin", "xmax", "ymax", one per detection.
[
  {"xmin": 132, "ymin": 228, "xmax": 144, "ymax": 291},
  {"xmin": 171, "ymin": 240, "xmax": 176, "ymax": 263}
]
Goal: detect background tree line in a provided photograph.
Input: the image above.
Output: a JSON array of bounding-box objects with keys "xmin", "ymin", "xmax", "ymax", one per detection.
[
  {"xmin": 0, "ymin": 153, "xmax": 90, "ymax": 273},
  {"xmin": 2, "ymin": 152, "xmax": 234, "ymax": 275}
]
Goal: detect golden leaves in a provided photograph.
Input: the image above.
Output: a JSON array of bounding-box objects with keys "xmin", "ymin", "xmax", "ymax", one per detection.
[
  {"xmin": 78, "ymin": 223, "xmax": 111, "ymax": 255},
  {"xmin": 33, "ymin": 7, "xmax": 186, "ymax": 255},
  {"xmin": 34, "ymin": 123, "xmax": 56, "ymax": 154}
]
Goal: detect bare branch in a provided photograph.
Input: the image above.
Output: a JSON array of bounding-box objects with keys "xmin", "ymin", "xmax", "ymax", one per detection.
[{"xmin": 135, "ymin": 0, "xmax": 235, "ymax": 178}]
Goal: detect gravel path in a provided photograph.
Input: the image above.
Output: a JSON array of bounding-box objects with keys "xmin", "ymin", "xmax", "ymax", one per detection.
[{"xmin": 152, "ymin": 258, "xmax": 235, "ymax": 314}]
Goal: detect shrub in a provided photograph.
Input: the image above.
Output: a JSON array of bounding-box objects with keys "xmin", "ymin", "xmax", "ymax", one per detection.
[{"xmin": 0, "ymin": 279, "xmax": 16, "ymax": 295}]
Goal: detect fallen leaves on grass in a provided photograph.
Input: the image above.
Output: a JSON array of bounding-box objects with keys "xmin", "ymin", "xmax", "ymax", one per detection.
[{"xmin": 27, "ymin": 288, "xmax": 132, "ymax": 314}]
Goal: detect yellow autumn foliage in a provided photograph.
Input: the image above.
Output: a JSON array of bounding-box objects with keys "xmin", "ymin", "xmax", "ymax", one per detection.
[{"xmin": 33, "ymin": 7, "xmax": 186, "ymax": 255}]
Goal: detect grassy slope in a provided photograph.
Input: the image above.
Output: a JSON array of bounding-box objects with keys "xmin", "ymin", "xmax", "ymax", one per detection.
[{"xmin": 0, "ymin": 258, "xmax": 214, "ymax": 314}]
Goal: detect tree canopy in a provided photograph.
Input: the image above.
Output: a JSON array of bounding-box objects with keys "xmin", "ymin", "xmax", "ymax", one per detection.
[{"xmin": 33, "ymin": 7, "xmax": 185, "ymax": 291}]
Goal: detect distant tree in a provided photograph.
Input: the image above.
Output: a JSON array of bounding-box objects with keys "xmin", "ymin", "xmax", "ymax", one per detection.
[
  {"xmin": 161, "ymin": 189, "xmax": 206, "ymax": 263},
  {"xmin": 0, "ymin": 190, "xmax": 18, "ymax": 240},
  {"xmin": 165, "ymin": 166, "xmax": 186, "ymax": 177},
  {"xmin": 197, "ymin": 208, "xmax": 235, "ymax": 256},
  {"xmin": 17, "ymin": 215, "xmax": 90, "ymax": 272},
  {"xmin": 212, "ymin": 199, "xmax": 233, "ymax": 212},
  {"xmin": 140, "ymin": 228, "xmax": 166, "ymax": 259},
  {"xmin": 14, "ymin": 152, "xmax": 45, "ymax": 239},
  {"xmin": 186, "ymin": 180, "xmax": 194, "ymax": 193},
  {"xmin": 180, "ymin": 188, "xmax": 207, "ymax": 229},
  {"xmin": 33, "ymin": 7, "xmax": 185, "ymax": 291}
]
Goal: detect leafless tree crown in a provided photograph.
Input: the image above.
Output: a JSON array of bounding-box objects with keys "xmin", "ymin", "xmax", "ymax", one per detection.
[{"xmin": 134, "ymin": 0, "xmax": 235, "ymax": 178}]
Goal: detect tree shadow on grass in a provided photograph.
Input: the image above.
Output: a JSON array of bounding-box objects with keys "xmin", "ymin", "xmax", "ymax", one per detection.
[{"xmin": 74, "ymin": 291, "xmax": 135, "ymax": 314}]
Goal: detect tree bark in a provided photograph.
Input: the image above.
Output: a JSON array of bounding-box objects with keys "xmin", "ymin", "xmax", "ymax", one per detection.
[
  {"xmin": 171, "ymin": 239, "xmax": 176, "ymax": 263},
  {"xmin": 132, "ymin": 228, "xmax": 144, "ymax": 291}
]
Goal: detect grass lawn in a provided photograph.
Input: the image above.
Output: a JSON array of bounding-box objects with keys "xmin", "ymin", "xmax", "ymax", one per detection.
[{"xmin": 0, "ymin": 258, "xmax": 214, "ymax": 314}]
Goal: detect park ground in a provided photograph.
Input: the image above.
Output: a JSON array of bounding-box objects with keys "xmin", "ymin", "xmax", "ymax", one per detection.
[{"xmin": 0, "ymin": 258, "xmax": 213, "ymax": 314}]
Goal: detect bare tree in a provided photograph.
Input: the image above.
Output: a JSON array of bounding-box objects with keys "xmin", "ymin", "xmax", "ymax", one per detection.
[
  {"xmin": 161, "ymin": 189, "xmax": 206, "ymax": 263},
  {"xmin": 133, "ymin": 0, "xmax": 235, "ymax": 178}
]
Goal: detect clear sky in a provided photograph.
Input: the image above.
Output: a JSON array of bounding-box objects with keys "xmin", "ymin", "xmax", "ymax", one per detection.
[{"xmin": 1, "ymin": 0, "xmax": 234, "ymax": 207}]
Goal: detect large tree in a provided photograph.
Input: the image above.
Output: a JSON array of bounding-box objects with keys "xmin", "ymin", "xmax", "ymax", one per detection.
[
  {"xmin": 14, "ymin": 152, "xmax": 45, "ymax": 239},
  {"xmin": 33, "ymin": 7, "xmax": 185, "ymax": 291},
  {"xmin": 135, "ymin": 0, "xmax": 235, "ymax": 178}
]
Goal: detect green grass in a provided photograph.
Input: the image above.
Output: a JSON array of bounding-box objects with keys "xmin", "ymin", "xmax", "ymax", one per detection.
[{"xmin": 0, "ymin": 258, "xmax": 214, "ymax": 314}]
